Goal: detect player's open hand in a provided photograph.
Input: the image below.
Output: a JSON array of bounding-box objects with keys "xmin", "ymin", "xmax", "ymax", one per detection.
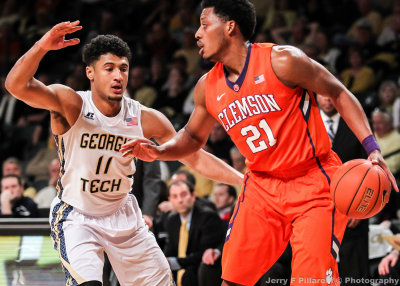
[
  {"xmin": 38, "ymin": 21, "xmax": 82, "ymax": 51},
  {"xmin": 369, "ymin": 150, "xmax": 399, "ymax": 192},
  {"xmin": 120, "ymin": 138, "xmax": 160, "ymax": 162}
]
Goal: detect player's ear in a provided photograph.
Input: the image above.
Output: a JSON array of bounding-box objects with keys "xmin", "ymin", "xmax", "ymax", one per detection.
[
  {"xmin": 86, "ymin": 66, "xmax": 94, "ymax": 81},
  {"xmin": 226, "ymin": 20, "xmax": 235, "ymax": 35}
]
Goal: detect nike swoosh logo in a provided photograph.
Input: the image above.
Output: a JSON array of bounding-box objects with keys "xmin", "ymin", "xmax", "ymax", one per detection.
[{"xmin": 217, "ymin": 93, "xmax": 226, "ymax": 101}]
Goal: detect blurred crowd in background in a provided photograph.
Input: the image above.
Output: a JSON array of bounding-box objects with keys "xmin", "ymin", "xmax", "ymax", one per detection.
[{"xmin": 1, "ymin": 0, "xmax": 400, "ymax": 284}]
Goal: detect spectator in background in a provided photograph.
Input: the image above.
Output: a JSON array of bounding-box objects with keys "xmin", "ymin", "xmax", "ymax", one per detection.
[
  {"xmin": 127, "ymin": 66, "xmax": 157, "ymax": 107},
  {"xmin": 377, "ymin": 245, "xmax": 400, "ymax": 284},
  {"xmin": 169, "ymin": 5, "xmax": 198, "ymax": 43},
  {"xmin": 153, "ymin": 66, "xmax": 189, "ymax": 120},
  {"xmin": 34, "ymin": 158, "xmax": 59, "ymax": 209},
  {"xmin": 199, "ymin": 183, "xmax": 236, "ymax": 286},
  {"xmin": 340, "ymin": 45, "xmax": 376, "ymax": 100},
  {"xmin": 0, "ymin": 174, "xmax": 38, "ymax": 217},
  {"xmin": 132, "ymin": 159, "xmax": 163, "ymax": 229},
  {"xmin": 2, "ymin": 157, "xmax": 36, "ymax": 199},
  {"xmin": 207, "ymin": 123, "xmax": 234, "ymax": 164},
  {"xmin": 25, "ymin": 129, "xmax": 58, "ymax": 190},
  {"xmin": 213, "ymin": 183, "xmax": 236, "ymax": 222},
  {"xmin": 164, "ymin": 180, "xmax": 224, "ymax": 286},
  {"xmin": 372, "ymin": 108, "xmax": 400, "ymax": 222},
  {"xmin": 346, "ymin": 0, "xmax": 382, "ymax": 39},
  {"xmin": 229, "ymin": 147, "xmax": 246, "ymax": 174},
  {"xmin": 378, "ymin": 80, "xmax": 400, "ymax": 123},
  {"xmin": 146, "ymin": 21, "xmax": 180, "ymax": 60},
  {"xmin": 173, "ymin": 28, "xmax": 201, "ymax": 76},
  {"xmin": 372, "ymin": 108, "xmax": 400, "ymax": 177},
  {"xmin": 149, "ymin": 56, "xmax": 168, "ymax": 92}
]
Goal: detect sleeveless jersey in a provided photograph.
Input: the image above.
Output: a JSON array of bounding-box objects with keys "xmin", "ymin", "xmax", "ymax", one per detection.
[
  {"xmin": 54, "ymin": 91, "xmax": 142, "ymax": 215},
  {"xmin": 205, "ymin": 43, "xmax": 331, "ymax": 173}
]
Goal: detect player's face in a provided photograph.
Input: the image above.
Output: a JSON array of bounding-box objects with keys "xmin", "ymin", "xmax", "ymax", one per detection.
[
  {"xmin": 195, "ymin": 8, "xmax": 228, "ymax": 61},
  {"xmin": 213, "ymin": 185, "xmax": 233, "ymax": 210},
  {"xmin": 87, "ymin": 53, "xmax": 129, "ymax": 102},
  {"xmin": 169, "ymin": 183, "xmax": 195, "ymax": 217}
]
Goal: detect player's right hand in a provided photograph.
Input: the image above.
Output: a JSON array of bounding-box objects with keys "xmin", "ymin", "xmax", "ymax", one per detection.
[
  {"xmin": 38, "ymin": 21, "xmax": 82, "ymax": 51},
  {"xmin": 369, "ymin": 150, "xmax": 399, "ymax": 192},
  {"xmin": 120, "ymin": 138, "xmax": 161, "ymax": 162}
]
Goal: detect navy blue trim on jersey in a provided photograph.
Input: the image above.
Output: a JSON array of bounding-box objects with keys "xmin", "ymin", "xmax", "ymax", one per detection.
[
  {"xmin": 225, "ymin": 172, "xmax": 250, "ymax": 242},
  {"xmin": 224, "ymin": 44, "xmax": 252, "ymax": 92},
  {"xmin": 299, "ymin": 90, "xmax": 331, "ymax": 183},
  {"xmin": 50, "ymin": 201, "xmax": 76, "ymax": 285},
  {"xmin": 54, "ymin": 135, "xmax": 66, "ymax": 199},
  {"xmin": 330, "ymin": 207, "xmax": 340, "ymax": 259}
]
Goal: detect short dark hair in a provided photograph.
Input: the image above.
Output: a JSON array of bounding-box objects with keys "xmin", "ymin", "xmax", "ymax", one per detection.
[
  {"xmin": 82, "ymin": 35, "xmax": 132, "ymax": 66},
  {"xmin": 172, "ymin": 170, "xmax": 196, "ymax": 186},
  {"xmin": 217, "ymin": 183, "xmax": 237, "ymax": 200},
  {"xmin": 169, "ymin": 180, "xmax": 195, "ymax": 195},
  {"xmin": 201, "ymin": 0, "xmax": 256, "ymax": 41},
  {"xmin": 1, "ymin": 174, "xmax": 22, "ymax": 186}
]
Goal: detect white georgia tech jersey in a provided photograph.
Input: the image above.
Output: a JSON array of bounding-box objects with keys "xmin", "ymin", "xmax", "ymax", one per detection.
[{"xmin": 54, "ymin": 91, "xmax": 142, "ymax": 215}]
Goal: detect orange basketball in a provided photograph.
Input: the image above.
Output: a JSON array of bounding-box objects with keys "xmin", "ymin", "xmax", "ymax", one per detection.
[{"xmin": 330, "ymin": 159, "xmax": 391, "ymax": 219}]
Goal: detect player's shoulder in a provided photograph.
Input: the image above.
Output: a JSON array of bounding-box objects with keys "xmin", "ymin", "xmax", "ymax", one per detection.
[{"xmin": 271, "ymin": 45, "xmax": 307, "ymax": 63}]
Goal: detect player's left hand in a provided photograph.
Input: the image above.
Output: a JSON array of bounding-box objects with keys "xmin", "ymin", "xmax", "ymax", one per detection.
[
  {"xmin": 369, "ymin": 150, "xmax": 399, "ymax": 192},
  {"xmin": 120, "ymin": 137, "xmax": 160, "ymax": 162}
]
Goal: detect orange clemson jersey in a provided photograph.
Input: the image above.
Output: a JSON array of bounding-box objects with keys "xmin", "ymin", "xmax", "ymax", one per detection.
[{"xmin": 205, "ymin": 43, "xmax": 331, "ymax": 173}]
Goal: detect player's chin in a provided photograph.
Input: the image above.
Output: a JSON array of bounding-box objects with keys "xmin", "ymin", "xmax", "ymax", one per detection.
[{"xmin": 107, "ymin": 94, "xmax": 123, "ymax": 102}]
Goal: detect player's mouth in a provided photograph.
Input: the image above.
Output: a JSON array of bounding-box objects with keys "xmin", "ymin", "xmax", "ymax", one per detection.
[
  {"xmin": 197, "ymin": 41, "xmax": 204, "ymax": 55},
  {"xmin": 111, "ymin": 84, "xmax": 122, "ymax": 94}
]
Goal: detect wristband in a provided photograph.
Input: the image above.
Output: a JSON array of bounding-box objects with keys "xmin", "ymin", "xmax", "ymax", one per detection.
[{"xmin": 362, "ymin": 135, "xmax": 381, "ymax": 155}]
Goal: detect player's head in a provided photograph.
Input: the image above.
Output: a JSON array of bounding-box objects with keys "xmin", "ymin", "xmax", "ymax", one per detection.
[
  {"xmin": 213, "ymin": 183, "xmax": 236, "ymax": 210},
  {"xmin": 196, "ymin": 0, "xmax": 256, "ymax": 61},
  {"xmin": 82, "ymin": 35, "xmax": 132, "ymax": 102},
  {"xmin": 168, "ymin": 180, "xmax": 196, "ymax": 217}
]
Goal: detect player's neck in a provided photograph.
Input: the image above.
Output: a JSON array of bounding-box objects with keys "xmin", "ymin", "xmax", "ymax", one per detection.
[
  {"xmin": 91, "ymin": 91, "xmax": 122, "ymax": 117},
  {"xmin": 221, "ymin": 42, "xmax": 249, "ymax": 81}
]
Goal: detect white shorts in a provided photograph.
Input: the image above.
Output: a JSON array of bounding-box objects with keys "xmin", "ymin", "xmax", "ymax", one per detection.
[{"xmin": 49, "ymin": 195, "xmax": 173, "ymax": 286}]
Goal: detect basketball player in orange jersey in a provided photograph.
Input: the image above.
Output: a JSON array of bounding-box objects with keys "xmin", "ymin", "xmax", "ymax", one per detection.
[{"xmin": 121, "ymin": 0, "xmax": 399, "ymax": 285}]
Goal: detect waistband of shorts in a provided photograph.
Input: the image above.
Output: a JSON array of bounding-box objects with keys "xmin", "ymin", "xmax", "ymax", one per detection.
[
  {"xmin": 71, "ymin": 194, "xmax": 132, "ymax": 218},
  {"xmin": 251, "ymin": 152, "xmax": 333, "ymax": 179}
]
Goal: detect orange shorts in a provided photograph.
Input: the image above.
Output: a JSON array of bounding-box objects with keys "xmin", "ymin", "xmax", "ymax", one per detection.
[{"xmin": 221, "ymin": 151, "xmax": 348, "ymax": 286}]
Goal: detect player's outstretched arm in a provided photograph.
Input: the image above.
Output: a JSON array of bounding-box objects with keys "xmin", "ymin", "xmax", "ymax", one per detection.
[
  {"xmin": 122, "ymin": 103, "xmax": 243, "ymax": 186},
  {"xmin": 5, "ymin": 21, "xmax": 82, "ymax": 115},
  {"xmin": 271, "ymin": 45, "xmax": 398, "ymax": 192},
  {"xmin": 121, "ymin": 75, "xmax": 214, "ymax": 161}
]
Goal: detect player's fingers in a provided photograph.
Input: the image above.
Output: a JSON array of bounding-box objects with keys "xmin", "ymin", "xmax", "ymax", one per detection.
[
  {"xmin": 63, "ymin": 38, "xmax": 80, "ymax": 47},
  {"xmin": 66, "ymin": 26, "xmax": 83, "ymax": 34}
]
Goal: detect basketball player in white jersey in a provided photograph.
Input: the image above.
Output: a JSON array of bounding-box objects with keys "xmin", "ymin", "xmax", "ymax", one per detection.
[{"xmin": 5, "ymin": 21, "xmax": 243, "ymax": 286}]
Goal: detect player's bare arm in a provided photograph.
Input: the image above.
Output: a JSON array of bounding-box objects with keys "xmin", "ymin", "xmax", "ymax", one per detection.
[
  {"xmin": 122, "ymin": 105, "xmax": 243, "ymax": 185},
  {"xmin": 121, "ymin": 75, "xmax": 216, "ymax": 160},
  {"xmin": 271, "ymin": 45, "xmax": 398, "ymax": 191},
  {"xmin": 5, "ymin": 21, "xmax": 83, "ymax": 134}
]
